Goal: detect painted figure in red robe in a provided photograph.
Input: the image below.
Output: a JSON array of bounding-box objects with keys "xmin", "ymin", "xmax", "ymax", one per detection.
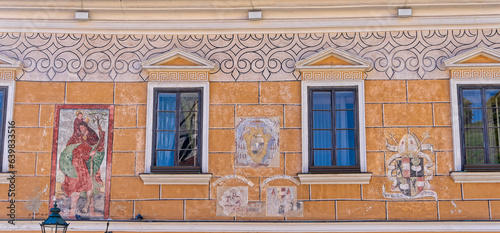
[{"xmin": 60, "ymin": 111, "xmax": 105, "ymax": 217}]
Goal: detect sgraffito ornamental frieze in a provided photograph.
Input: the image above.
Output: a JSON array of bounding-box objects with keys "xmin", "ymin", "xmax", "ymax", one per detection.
[{"xmin": 3, "ymin": 30, "xmax": 500, "ymax": 81}]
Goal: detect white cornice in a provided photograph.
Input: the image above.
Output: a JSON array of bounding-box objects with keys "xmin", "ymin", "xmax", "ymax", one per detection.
[
  {"xmin": 0, "ymin": 173, "xmax": 12, "ymax": 184},
  {"xmin": 451, "ymin": 172, "xmax": 500, "ymax": 183},
  {"xmin": 141, "ymin": 49, "xmax": 215, "ymax": 72},
  {"xmin": 139, "ymin": 173, "xmax": 212, "ymax": 185},
  {"xmin": 444, "ymin": 46, "xmax": 500, "ymax": 69},
  {"xmin": 3, "ymin": 0, "xmax": 500, "ymax": 11},
  {"xmin": 298, "ymin": 173, "xmax": 372, "ymax": 184},
  {"xmin": 5, "ymin": 221, "xmax": 500, "ymax": 232},
  {"xmin": 295, "ymin": 47, "xmax": 372, "ymax": 71},
  {"xmin": 3, "ymin": 15, "xmax": 500, "ymax": 35}
]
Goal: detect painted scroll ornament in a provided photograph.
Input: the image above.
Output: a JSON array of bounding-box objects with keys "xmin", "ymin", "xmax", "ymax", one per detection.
[
  {"xmin": 383, "ymin": 132, "xmax": 437, "ymax": 200},
  {"xmin": 235, "ymin": 117, "xmax": 280, "ymax": 167}
]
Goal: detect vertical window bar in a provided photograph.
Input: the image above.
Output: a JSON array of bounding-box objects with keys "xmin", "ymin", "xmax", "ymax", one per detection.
[
  {"xmin": 482, "ymin": 87, "xmax": 491, "ymax": 164},
  {"xmin": 174, "ymin": 92, "xmax": 180, "ymax": 166},
  {"xmin": 331, "ymin": 89, "xmax": 336, "ymax": 166}
]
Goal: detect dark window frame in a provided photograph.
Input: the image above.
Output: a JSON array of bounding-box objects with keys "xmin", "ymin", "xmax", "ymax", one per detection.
[
  {"xmin": 308, "ymin": 86, "xmax": 360, "ymax": 174},
  {"xmin": 458, "ymin": 84, "xmax": 500, "ymax": 171},
  {"xmin": 151, "ymin": 87, "xmax": 203, "ymax": 174}
]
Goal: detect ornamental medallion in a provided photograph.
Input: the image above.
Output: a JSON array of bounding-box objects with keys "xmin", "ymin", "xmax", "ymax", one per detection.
[{"xmin": 235, "ymin": 117, "xmax": 280, "ymax": 167}]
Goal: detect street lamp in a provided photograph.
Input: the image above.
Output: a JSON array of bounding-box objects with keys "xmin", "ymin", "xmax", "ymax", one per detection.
[{"xmin": 40, "ymin": 203, "xmax": 69, "ymax": 233}]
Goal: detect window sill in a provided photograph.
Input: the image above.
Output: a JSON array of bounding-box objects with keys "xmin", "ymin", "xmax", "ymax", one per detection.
[
  {"xmin": 298, "ymin": 173, "xmax": 372, "ymax": 184},
  {"xmin": 0, "ymin": 173, "xmax": 12, "ymax": 184},
  {"xmin": 451, "ymin": 171, "xmax": 500, "ymax": 183},
  {"xmin": 139, "ymin": 173, "xmax": 212, "ymax": 185}
]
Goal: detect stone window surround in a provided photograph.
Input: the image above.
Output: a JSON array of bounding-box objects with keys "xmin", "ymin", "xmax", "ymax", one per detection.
[
  {"xmin": 299, "ymin": 80, "xmax": 371, "ymax": 184},
  {"xmin": 141, "ymin": 82, "xmax": 211, "ymax": 185},
  {"xmin": 0, "ymin": 80, "xmax": 15, "ymax": 184},
  {"xmin": 450, "ymin": 78, "xmax": 500, "ymax": 183}
]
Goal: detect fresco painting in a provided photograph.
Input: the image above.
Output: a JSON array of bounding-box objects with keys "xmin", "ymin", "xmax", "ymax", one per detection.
[
  {"xmin": 266, "ymin": 186, "xmax": 303, "ymax": 217},
  {"xmin": 235, "ymin": 117, "xmax": 280, "ymax": 167},
  {"xmin": 50, "ymin": 105, "xmax": 114, "ymax": 220},
  {"xmin": 383, "ymin": 132, "xmax": 437, "ymax": 200}
]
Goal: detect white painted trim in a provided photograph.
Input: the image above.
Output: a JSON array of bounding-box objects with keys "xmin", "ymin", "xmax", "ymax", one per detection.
[
  {"xmin": 145, "ymin": 82, "xmax": 209, "ymax": 173},
  {"xmin": 1, "ymin": 80, "xmax": 14, "ymax": 172},
  {"xmin": 301, "ymin": 80, "xmax": 366, "ymax": 173},
  {"xmin": 0, "ymin": 55, "xmax": 22, "ymax": 70},
  {"xmin": 298, "ymin": 173, "xmax": 372, "ymax": 184},
  {"xmin": 5, "ymin": 221, "xmax": 500, "ymax": 232},
  {"xmin": 4, "ymin": 16, "xmax": 500, "ymax": 35},
  {"xmin": 450, "ymin": 78, "xmax": 500, "ymax": 171},
  {"xmin": 141, "ymin": 49, "xmax": 215, "ymax": 72},
  {"xmin": 445, "ymin": 46, "xmax": 500, "ymax": 69},
  {"xmin": 295, "ymin": 47, "xmax": 372, "ymax": 71},
  {"xmin": 451, "ymin": 172, "xmax": 500, "ymax": 183},
  {"xmin": 0, "ymin": 172, "xmax": 12, "ymax": 184},
  {"xmin": 140, "ymin": 173, "xmax": 212, "ymax": 185}
]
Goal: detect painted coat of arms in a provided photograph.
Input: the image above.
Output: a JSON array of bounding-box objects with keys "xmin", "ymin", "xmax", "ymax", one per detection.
[
  {"xmin": 266, "ymin": 186, "xmax": 302, "ymax": 216},
  {"xmin": 383, "ymin": 132, "xmax": 437, "ymax": 200},
  {"xmin": 50, "ymin": 105, "xmax": 114, "ymax": 220},
  {"xmin": 235, "ymin": 117, "xmax": 279, "ymax": 167}
]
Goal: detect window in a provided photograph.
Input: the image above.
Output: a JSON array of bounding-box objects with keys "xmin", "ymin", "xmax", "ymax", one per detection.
[
  {"xmin": 459, "ymin": 85, "xmax": 500, "ymax": 171},
  {"xmin": 0, "ymin": 81, "xmax": 15, "ymax": 174},
  {"xmin": 151, "ymin": 88, "xmax": 203, "ymax": 173},
  {"xmin": 308, "ymin": 87, "xmax": 359, "ymax": 173}
]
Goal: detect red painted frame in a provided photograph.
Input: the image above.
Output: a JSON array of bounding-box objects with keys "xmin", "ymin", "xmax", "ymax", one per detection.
[{"xmin": 49, "ymin": 104, "xmax": 114, "ymax": 219}]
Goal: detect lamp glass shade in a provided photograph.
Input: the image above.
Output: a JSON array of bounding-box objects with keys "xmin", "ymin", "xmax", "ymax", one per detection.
[{"xmin": 40, "ymin": 204, "xmax": 69, "ymax": 233}]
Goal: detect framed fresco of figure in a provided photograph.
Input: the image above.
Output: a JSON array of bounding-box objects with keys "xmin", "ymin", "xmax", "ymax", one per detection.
[{"xmin": 49, "ymin": 105, "xmax": 114, "ymax": 220}]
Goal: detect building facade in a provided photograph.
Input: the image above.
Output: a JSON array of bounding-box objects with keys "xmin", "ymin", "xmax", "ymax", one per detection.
[{"xmin": 1, "ymin": 0, "xmax": 500, "ymax": 232}]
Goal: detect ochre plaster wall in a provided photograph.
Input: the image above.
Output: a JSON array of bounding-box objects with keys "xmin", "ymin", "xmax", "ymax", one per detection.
[{"xmin": 2, "ymin": 80, "xmax": 500, "ymax": 222}]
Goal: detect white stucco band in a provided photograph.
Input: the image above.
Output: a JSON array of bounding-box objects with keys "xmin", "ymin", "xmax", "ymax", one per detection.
[{"xmin": 4, "ymin": 221, "xmax": 500, "ymax": 232}]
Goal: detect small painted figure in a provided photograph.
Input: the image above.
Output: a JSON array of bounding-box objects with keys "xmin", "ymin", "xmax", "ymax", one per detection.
[{"xmin": 59, "ymin": 111, "xmax": 105, "ymax": 216}]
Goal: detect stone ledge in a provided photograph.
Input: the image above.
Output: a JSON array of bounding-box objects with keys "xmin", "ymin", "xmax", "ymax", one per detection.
[
  {"xmin": 139, "ymin": 173, "xmax": 212, "ymax": 185},
  {"xmin": 0, "ymin": 173, "xmax": 13, "ymax": 184},
  {"xmin": 451, "ymin": 172, "xmax": 500, "ymax": 183},
  {"xmin": 298, "ymin": 173, "xmax": 372, "ymax": 184}
]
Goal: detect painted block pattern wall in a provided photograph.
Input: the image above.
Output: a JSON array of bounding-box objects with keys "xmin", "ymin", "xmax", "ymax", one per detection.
[{"xmin": 1, "ymin": 79, "xmax": 499, "ymax": 222}]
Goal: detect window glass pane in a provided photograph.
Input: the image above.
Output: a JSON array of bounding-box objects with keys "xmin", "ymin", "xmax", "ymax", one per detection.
[
  {"xmin": 158, "ymin": 93, "xmax": 176, "ymax": 111},
  {"xmin": 180, "ymin": 92, "xmax": 199, "ymax": 111},
  {"xmin": 337, "ymin": 149, "xmax": 356, "ymax": 166},
  {"xmin": 336, "ymin": 129, "xmax": 355, "ymax": 148},
  {"xmin": 489, "ymin": 128, "xmax": 500, "ymax": 147},
  {"xmin": 313, "ymin": 130, "xmax": 332, "ymax": 149},
  {"xmin": 156, "ymin": 131, "xmax": 175, "ymax": 150},
  {"xmin": 179, "ymin": 131, "xmax": 197, "ymax": 149},
  {"xmin": 489, "ymin": 148, "xmax": 500, "ymax": 164},
  {"xmin": 464, "ymin": 128, "xmax": 484, "ymax": 147},
  {"xmin": 180, "ymin": 112, "xmax": 198, "ymax": 130},
  {"xmin": 313, "ymin": 111, "xmax": 331, "ymax": 129},
  {"xmin": 157, "ymin": 112, "xmax": 175, "ymax": 130},
  {"xmin": 462, "ymin": 89, "xmax": 482, "ymax": 108},
  {"xmin": 335, "ymin": 91, "xmax": 354, "ymax": 109},
  {"xmin": 179, "ymin": 150, "xmax": 197, "ymax": 166},
  {"xmin": 314, "ymin": 150, "xmax": 332, "ymax": 166},
  {"xmin": 312, "ymin": 92, "xmax": 331, "ymax": 110},
  {"xmin": 157, "ymin": 151, "xmax": 174, "ymax": 166},
  {"xmin": 463, "ymin": 109, "xmax": 483, "ymax": 127},
  {"xmin": 466, "ymin": 148, "xmax": 485, "ymax": 164},
  {"xmin": 487, "ymin": 108, "xmax": 500, "ymax": 127},
  {"xmin": 336, "ymin": 110, "xmax": 354, "ymax": 129},
  {"xmin": 0, "ymin": 90, "xmax": 4, "ymax": 109},
  {"xmin": 486, "ymin": 89, "xmax": 500, "ymax": 108}
]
